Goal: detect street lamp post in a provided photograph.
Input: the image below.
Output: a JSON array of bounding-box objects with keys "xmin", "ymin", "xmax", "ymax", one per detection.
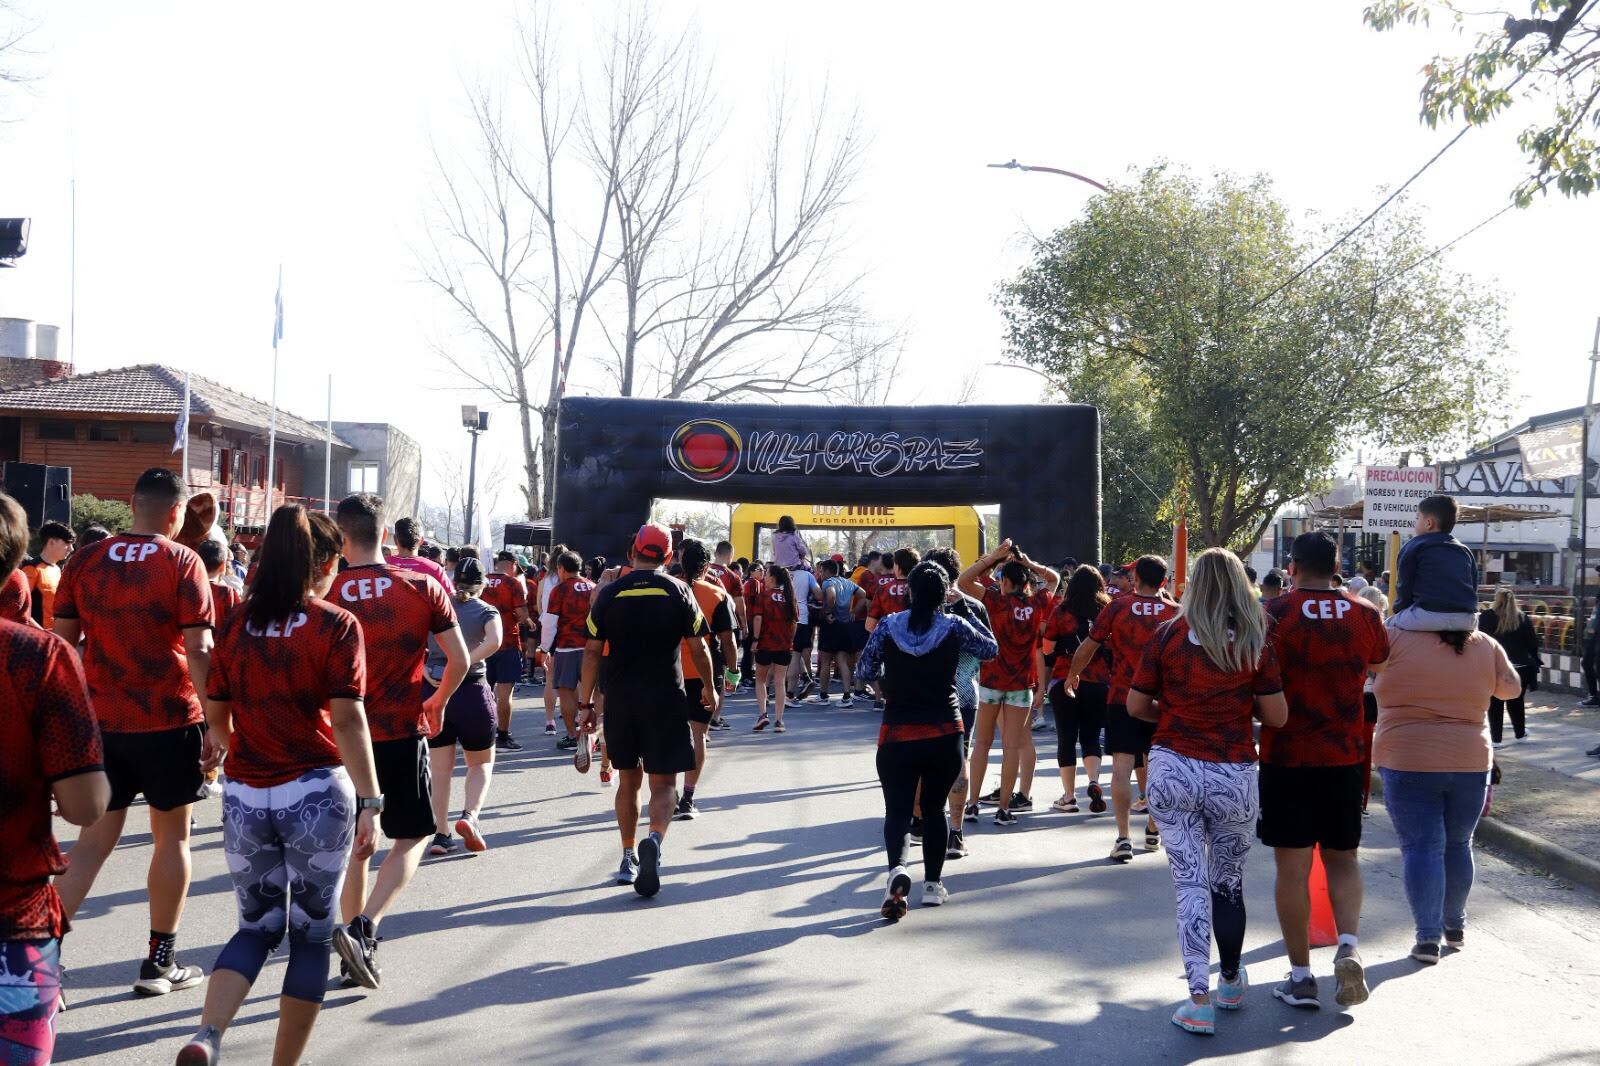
[
  {"xmin": 986, "ymin": 159, "xmax": 1109, "ymax": 193},
  {"xmin": 461, "ymin": 405, "xmax": 490, "ymax": 545}
]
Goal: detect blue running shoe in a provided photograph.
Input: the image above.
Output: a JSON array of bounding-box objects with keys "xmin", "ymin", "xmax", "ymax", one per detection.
[
  {"xmin": 1172, "ymin": 1000, "xmax": 1215, "ymax": 1035},
  {"xmin": 635, "ymin": 835, "xmax": 662, "ymax": 898},
  {"xmin": 1216, "ymin": 967, "xmax": 1248, "ymax": 1011}
]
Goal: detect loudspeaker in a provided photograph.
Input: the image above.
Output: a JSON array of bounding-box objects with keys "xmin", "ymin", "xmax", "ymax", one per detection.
[{"xmin": 2, "ymin": 462, "xmax": 71, "ymax": 528}]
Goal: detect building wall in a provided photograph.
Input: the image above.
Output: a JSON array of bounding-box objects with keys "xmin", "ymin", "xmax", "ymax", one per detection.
[{"xmin": 333, "ymin": 421, "xmax": 422, "ymax": 522}]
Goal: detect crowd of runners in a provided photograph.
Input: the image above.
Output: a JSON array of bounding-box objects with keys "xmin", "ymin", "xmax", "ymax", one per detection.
[{"xmin": 0, "ymin": 474, "xmax": 1526, "ymax": 1061}]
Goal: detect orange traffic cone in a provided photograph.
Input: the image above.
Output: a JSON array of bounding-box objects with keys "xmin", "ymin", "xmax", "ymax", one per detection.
[{"xmin": 1308, "ymin": 845, "xmax": 1338, "ymax": 947}]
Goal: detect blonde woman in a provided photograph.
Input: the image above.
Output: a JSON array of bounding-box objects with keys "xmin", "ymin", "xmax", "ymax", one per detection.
[
  {"xmin": 1476, "ymin": 587, "xmax": 1540, "ymax": 744},
  {"xmin": 1126, "ymin": 548, "xmax": 1288, "ymax": 1036}
]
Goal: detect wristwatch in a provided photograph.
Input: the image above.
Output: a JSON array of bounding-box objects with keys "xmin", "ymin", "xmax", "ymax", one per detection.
[{"xmin": 356, "ymin": 795, "xmax": 385, "ymax": 812}]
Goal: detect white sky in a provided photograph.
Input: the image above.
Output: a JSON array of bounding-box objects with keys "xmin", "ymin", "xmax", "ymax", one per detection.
[{"xmin": 3, "ymin": 1, "xmax": 1595, "ymax": 520}]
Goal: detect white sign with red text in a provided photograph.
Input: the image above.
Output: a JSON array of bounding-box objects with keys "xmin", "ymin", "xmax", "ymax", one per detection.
[{"xmin": 1364, "ymin": 465, "xmax": 1439, "ymax": 534}]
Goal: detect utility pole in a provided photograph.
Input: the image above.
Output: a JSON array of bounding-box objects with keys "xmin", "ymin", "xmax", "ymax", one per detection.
[
  {"xmin": 461, "ymin": 405, "xmax": 490, "ymax": 546},
  {"xmin": 1574, "ymin": 318, "xmax": 1600, "ymax": 602}
]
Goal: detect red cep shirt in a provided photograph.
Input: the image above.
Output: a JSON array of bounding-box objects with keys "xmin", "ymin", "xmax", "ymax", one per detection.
[
  {"xmin": 979, "ymin": 585, "xmax": 1049, "ymax": 691},
  {"xmin": 868, "ymin": 574, "xmax": 908, "ymax": 621},
  {"xmin": 210, "ymin": 581, "xmax": 242, "ymax": 621},
  {"xmin": 481, "ymin": 571, "xmax": 528, "ymax": 651},
  {"xmin": 707, "ymin": 563, "xmax": 743, "ymax": 603},
  {"xmin": 1262, "ymin": 589, "xmax": 1390, "ymax": 767},
  {"xmin": 1044, "ymin": 605, "xmax": 1110, "ymax": 685},
  {"xmin": 1131, "ymin": 616, "xmax": 1284, "ymax": 764},
  {"xmin": 756, "ymin": 587, "xmax": 797, "ymax": 652},
  {"xmin": 546, "ymin": 577, "xmax": 597, "ymax": 650},
  {"xmin": 1089, "ymin": 592, "xmax": 1180, "ymax": 706},
  {"xmin": 209, "ymin": 600, "xmax": 366, "ymax": 787},
  {"xmin": 0, "ymin": 568, "xmax": 30, "ymax": 624},
  {"xmin": 0, "ymin": 620, "xmax": 104, "ymax": 940},
  {"xmin": 328, "ymin": 564, "xmax": 457, "ymax": 742},
  {"xmin": 53, "ymin": 533, "xmax": 215, "ymax": 734}
]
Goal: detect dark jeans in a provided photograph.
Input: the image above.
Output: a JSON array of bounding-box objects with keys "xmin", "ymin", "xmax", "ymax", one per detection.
[
  {"xmin": 1379, "ymin": 768, "xmax": 1488, "ymax": 942},
  {"xmin": 877, "ymin": 733, "xmax": 964, "ymax": 883},
  {"xmin": 1583, "ymin": 636, "xmax": 1599, "ymax": 698},
  {"xmin": 1488, "ymin": 683, "xmax": 1527, "ymax": 743}
]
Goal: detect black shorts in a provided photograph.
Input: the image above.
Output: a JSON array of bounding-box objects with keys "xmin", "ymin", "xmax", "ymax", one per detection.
[
  {"xmin": 1104, "ymin": 702, "xmax": 1155, "ymax": 760},
  {"xmin": 602, "ymin": 689, "xmax": 696, "ymax": 775},
  {"xmin": 755, "ymin": 649, "xmax": 792, "ymax": 667},
  {"xmin": 424, "ymin": 680, "xmax": 498, "ymax": 753},
  {"xmin": 486, "ymin": 647, "xmax": 523, "ymax": 686},
  {"xmin": 817, "ymin": 621, "xmax": 853, "ymax": 653},
  {"xmin": 103, "ymin": 724, "xmax": 207, "ymax": 812},
  {"xmin": 849, "ymin": 620, "xmax": 870, "ymax": 653},
  {"xmin": 1256, "ymin": 763, "xmax": 1365, "ymax": 851},
  {"xmin": 685, "ymin": 678, "xmax": 713, "ymax": 725},
  {"xmin": 792, "ymin": 623, "xmax": 816, "ymax": 652},
  {"xmin": 372, "ymin": 736, "xmax": 435, "ymax": 840}
]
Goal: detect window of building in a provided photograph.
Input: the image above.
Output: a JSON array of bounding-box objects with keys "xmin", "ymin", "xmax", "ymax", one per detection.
[
  {"xmin": 253, "ymin": 455, "xmax": 266, "ymax": 488},
  {"xmin": 37, "ymin": 421, "xmax": 75, "ymax": 441},
  {"xmin": 130, "ymin": 423, "xmax": 169, "ymax": 444},
  {"xmin": 232, "ymin": 451, "xmax": 247, "ymax": 487},
  {"xmin": 348, "ymin": 460, "xmax": 380, "ymax": 494},
  {"xmin": 86, "ymin": 424, "xmax": 120, "ymax": 443}
]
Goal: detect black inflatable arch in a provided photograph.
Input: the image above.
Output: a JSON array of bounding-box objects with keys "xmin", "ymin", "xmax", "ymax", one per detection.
[{"xmin": 553, "ymin": 398, "xmax": 1101, "ymax": 565}]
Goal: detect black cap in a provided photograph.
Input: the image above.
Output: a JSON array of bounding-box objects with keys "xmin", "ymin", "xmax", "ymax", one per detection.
[
  {"xmin": 1290, "ymin": 531, "xmax": 1338, "ymax": 573},
  {"xmin": 455, "ymin": 557, "xmax": 485, "ymax": 587}
]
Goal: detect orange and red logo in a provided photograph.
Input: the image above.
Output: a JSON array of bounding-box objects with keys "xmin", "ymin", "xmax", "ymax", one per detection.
[{"xmin": 668, "ymin": 419, "xmax": 742, "ymax": 484}]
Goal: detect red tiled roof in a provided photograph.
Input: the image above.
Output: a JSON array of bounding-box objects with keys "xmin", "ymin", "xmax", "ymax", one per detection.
[{"xmin": 0, "ymin": 364, "xmax": 352, "ymax": 447}]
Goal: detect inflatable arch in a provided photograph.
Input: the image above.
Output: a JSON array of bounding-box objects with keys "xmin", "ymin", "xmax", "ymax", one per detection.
[
  {"xmin": 728, "ymin": 503, "xmax": 984, "ymax": 566},
  {"xmin": 553, "ymin": 398, "xmax": 1100, "ymax": 565}
]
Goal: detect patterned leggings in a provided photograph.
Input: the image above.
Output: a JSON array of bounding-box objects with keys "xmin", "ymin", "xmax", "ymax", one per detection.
[
  {"xmin": 215, "ymin": 767, "xmax": 355, "ymax": 1004},
  {"xmin": 0, "ymin": 938, "xmax": 60, "ymax": 1066},
  {"xmin": 1146, "ymin": 746, "xmax": 1257, "ymax": 995}
]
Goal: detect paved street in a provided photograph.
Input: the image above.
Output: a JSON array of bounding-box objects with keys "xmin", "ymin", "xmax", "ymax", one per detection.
[{"xmin": 53, "ymin": 688, "xmax": 1600, "ymax": 1066}]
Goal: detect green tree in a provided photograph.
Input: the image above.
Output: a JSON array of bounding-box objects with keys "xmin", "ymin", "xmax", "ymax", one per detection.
[
  {"xmin": 999, "ymin": 166, "xmax": 1507, "ymax": 552},
  {"xmin": 1366, "ymin": 1, "xmax": 1600, "ymax": 203},
  {"xmin": 71, "ymin": 494, "xmax": 132, "ymax": 536}
]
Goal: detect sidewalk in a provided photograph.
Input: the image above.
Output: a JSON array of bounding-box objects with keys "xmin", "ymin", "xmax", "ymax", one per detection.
[{"xmin": 1476, "ymin": 689, "xmax": 1600, "ymax": 889}]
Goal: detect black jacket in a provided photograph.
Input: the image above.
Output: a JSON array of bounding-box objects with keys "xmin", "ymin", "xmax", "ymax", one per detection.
[{"xmin": 1478, "ymin": 609, "xmax": 1542, "ymax": 671}]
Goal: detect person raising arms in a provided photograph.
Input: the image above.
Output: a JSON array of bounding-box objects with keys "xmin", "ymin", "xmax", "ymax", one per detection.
[
  {"xmin": 1065, "ymin": 554, "xmax": 1175, "ymax": 863},
  {"xmin": 175, "ymin": 505, "xmax": 380, "ymax": 1066},
  {"xmin": 1126, "ymin": 548, "xmax": 1287, "ymax": 1037}
]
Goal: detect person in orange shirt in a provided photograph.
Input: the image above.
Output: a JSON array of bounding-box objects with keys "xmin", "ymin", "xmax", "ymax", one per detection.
[{"xmin": 21, "ymin": 521, "xmax": 74, "ymax": 629}]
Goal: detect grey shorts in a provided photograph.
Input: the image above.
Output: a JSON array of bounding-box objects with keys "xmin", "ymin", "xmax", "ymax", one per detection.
[{"xmin": 551, "ymin": 648, "xmax": 584, "ymax": 690}]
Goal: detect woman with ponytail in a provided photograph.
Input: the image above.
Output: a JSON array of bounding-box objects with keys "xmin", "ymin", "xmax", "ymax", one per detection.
[
  {"xmin": 177, "ymin": 505, "xmax": 380, "ymax": 1066},
  {"xmin": 1125, "ymin": 548, "xmax": 1287, "ymax": 1037},
  {"xmin": 857, "ymin": 562, "xmax": 996, "ymax": 920},
  {"xmin": 751, "ymin": 562, "xmax": 798, "ymax": 733}
]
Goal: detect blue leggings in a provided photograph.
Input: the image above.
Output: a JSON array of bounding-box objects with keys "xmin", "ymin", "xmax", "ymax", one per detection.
[{"xmin": 215, "ymin": 768, "xmax": 355, "ymax": 1003}]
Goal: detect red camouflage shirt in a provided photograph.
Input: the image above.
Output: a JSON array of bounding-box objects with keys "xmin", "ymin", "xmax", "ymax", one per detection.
[
  {"xmin": 1131, "ymin": 615, "xmax": 1283, "ymax": 764},
  {"xmin": 979, "ymin": 585, "xmax": 1049, "ymax": 691},
  {"xmin": 481, "ymin": 571, "xmax": 528, "ymax": 651},
  {"xmin": 1089, "ymin": 592, "xmax": 1179, "ymax": 706},
  {"xmin": 327, "ymin": 564, "xmax": 456, "ymax": 742},
  {"xmin": 1261, "ymin": 589, "xmax": 1390, "ymax": 766}
]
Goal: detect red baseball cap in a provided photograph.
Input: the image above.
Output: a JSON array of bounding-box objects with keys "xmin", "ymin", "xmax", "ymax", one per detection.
[
  {"xmin": 633, "ymin": 522, "xmax": 673, "ymax": 564},
  {"xmin": 831, "ymin": 553, "xmax": 846, "ymax": 563}
]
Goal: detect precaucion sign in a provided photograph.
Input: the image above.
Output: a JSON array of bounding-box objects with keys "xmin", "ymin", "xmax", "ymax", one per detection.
[{"xmin": 1364, "ymin": 466, "xmax": 1439, "ymax": 534}]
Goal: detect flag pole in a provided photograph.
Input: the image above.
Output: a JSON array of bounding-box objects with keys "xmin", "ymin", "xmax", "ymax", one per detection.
[
  {"xmin": 264, "ymin": 266, "xmax": 282, "ymax": 528},
  {"xmin": 324, "ymin": 373, "xmax": 333, "ymax": 514},
  {"xmin": 180, "ymin": 370, "xmax": 191, "ymax": 483}
]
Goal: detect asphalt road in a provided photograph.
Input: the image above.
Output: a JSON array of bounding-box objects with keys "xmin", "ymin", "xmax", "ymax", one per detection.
[{"xmin": 52, "ymin": 687, "xmax": 1600, "ymax": 1065}]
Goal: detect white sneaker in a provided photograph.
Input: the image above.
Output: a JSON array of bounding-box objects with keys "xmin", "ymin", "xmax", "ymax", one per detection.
[
  {"xmin": 920, "ymin": 881, "xmax": 950, "ymax": 906},
  {"xmin": 880, "ymin": 866, "xmax": 911, "ymax": 921},
  {"xmin": 1051, "ymin": 793, "xmax": 1078, "ymax": 812}
]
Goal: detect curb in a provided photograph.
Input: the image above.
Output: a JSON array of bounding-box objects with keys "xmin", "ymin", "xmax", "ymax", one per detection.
[{"xmin": 1369, "ymin": 773, "xmax": 1600, "ymax": 895}]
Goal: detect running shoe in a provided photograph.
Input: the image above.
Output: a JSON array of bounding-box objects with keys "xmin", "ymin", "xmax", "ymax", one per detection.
[
  {"xmin": 427, "ymin": 832, "xmax": 457, "ymax": 856},
  {"xmin": 1030, "ymin": 714, "xmax": 1051, "ymax": 732},
  {"xmin": 1580, "ymin": 696, "xmax": 1600, "ymax": 709},
  {"xmin": 635, "ymin": 835, "xmax": 662, "ymax": 898},
  {"xmin": 774, "ymin": 720, "xmax": 786, "ymax": 733},
  {"xmin": 1131, "ymin": 795, "xmax": 1149, "ymax": 815},
  {"xmin": 801, "ymin": 677, "xmax": 819, "ymax": 698},
  {"xmin": 1410, "ymin": 941, "xmax": 1441, "ymax": 965},
  {"xmin": 881, "ymin": 866, "xmax": 912, "ymax": 922},
  {"xmin": 574, "ymin": 737, "xmax": 592, "ymax": 774},
  {"xmin": 872, "ymin": 697, "xmax": 886, "ymax": 710},
  {"xmin": 556, "ymin": 734, "xmax": 579, "ymax": 750},
  {"xmin": 710, "ymin": 717, "xmax": 733, "ymax": 730},
  {"xmin": 908, "ymin": 816, "xmax": 923, "ymax": 843},
  {"xmin": 946, "ymin": 830, "xmax": 968, "ymax": 859},
  {"xmin": 963, "ymin": 803, "xmax": 979, "ymax": 822},
  {"xmin": 175, "ymin": 1025, "xmax": 222, "ymax": 1066},
  {"xmin": 204, "ymin": 778, "xmax": 223, "ymax": 798},
  {"xmin": 1086, "ymin": 781, "xmax": 1107, "ymax": 814},
  {"xmin": 1011, "ymin": 793, "xmax": 1034, "ymax": 812},
  {"xmin": 331, "ymin": 921, "xmax": 381, "ymax": 990},
  {"xmin": 496, "ymin": 731, "xmax": 524, "ymax": 752},
  {"xmin": 133, "ymin": 959, "xmax": 205, "ymax": 997},
  {"xmin": 599, "ymin": 769, "xmax": 613, "ymax": 787},
  {"xmin": 338, "ymin": 959, "xmax": 360, "ymax": 989},
  {"xmin": 543, "ymin": 721, "xmax": 557, "ymax": 735},
  {"xmin": 1144, "ymin": 823, "xmax": 1161, "ymax": 851},
  {"xmin": 1171, "ymin": 1000, "xmax": 1215, "ymax": 1035},
  {"xmin": 1216, "ymin": 967, "xmax": 1248, "ymax": 1010},
  {"xmin": 1588, "ymin": 743, "xmax": 1600, "ymax": 758},
  {"xmin": 616, "ymin": 852, "xmax": 639, "ymax": 885},
  {"xmin": 1110, "ymin": 837, "xmax": 1133, "ymax": 863},
  {"xmin": 839, "ymin": 694, "xmax": 854, "ymax": 707},
  {"xmin": 978, "ymin": 788, "xmax": 1001, "ymax": 805},
  {"xmin": 455, "ymin": 812, "xmax": 487, "ymax": 852},
  {"xmin": 993, "ymin": 808, "xmax": 1018, "ymax": 827},
  {"xmin": 674, "ymin": 796, "xmax": 699, "ymax": 820},
  {"xmin": 920, "ymin": 881, "xmax": 950, "ymax": 907},
  {"xmin": 1444, "ymin": 928, "xmax": 1464, "ymax": 949},
  {"xmin": 1272, "ymin": 973, "xmax": 1320, "ymax": 1009},
  {"xmin": 1334, "ymin": 944, "xmax": 1369, "ymax": 1006},
  {"xmin": 1051, "ymin": 794, "xmax": 1079, "ymax": 813},
  {"xmin": 803, "ymin": 693, "xmax": 830, "ymax": 705},
  {"xmin": 753, "ymin": 714, "xmax": 770, "ymax": 732}
]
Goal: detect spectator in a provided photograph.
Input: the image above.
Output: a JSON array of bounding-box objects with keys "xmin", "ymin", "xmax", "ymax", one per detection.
[
  {"xmin": 20, "ymin": 520, "xmax": 74, "ymax": 628},
  {"xmin": 770, "ymin": 515, "xmax": 812, "ymax": 572},
  {"xmin": 1477, "ymin": 588, "xmax": 1540, "ymax": 744}
]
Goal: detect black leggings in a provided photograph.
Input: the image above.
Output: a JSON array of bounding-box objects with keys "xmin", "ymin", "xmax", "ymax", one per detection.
[
  {"xmin": 1049, "ymin": 680, "xmax": 1107, "ymax": 766},
  {"xmin": 1488, "ymin": 683, "xmax": 1527, "ymax": 742},
  {"xmin": 877, "ymin": 733, "xmax": 964, "ymax": 883}
]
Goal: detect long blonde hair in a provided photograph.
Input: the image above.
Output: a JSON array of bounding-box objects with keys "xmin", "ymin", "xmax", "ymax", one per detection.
[
  {"xmin": 1179, "ymin": 548, "xmax": 1268, "ymax": 674},
  {"xmin": 1490, "ymin": 586, "xmax": 1523, "ymax": 634}
]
